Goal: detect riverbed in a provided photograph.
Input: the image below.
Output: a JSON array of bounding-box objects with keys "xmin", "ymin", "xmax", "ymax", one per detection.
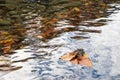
[{"xmin": 0, "ymin": 2, "xmax": 120, "ymax": 80}]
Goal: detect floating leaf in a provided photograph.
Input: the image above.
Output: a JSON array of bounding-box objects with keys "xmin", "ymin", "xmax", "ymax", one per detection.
[
  {"xmin": 70, "ymin": 58, "xmax": 78, "ymax": 64},
  {"xmin": 78, "ymin": 54, "xmax": 92, "ymax": 67},
  {"xmin": 60, "ymin": 49, "xmax": 92, "ymax": 67},
  {"xmin": 60, "ymin": 52, "xmax": 77, "ymax": 61}
]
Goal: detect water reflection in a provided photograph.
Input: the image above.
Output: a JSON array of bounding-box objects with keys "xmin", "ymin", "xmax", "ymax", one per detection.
[
  {"xmin": 32, "ymin": 4, "xmax": 120, "ymax": 80},
  {"xmin": 0, "ymin": 0, "xmax": 110, "ymax": 54},
  {"xmin": 0, "ymin": 0, "xmax": 120, "ymax": 80}
]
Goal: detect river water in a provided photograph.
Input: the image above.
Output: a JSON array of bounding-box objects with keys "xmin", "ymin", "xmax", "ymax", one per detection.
[{"xmin": 0, "ymin": 3, "xmax": 120, "ymax": 80}]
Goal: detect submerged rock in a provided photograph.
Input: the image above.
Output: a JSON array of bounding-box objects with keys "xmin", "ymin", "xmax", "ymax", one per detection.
[{"xmin": 0, "ymin": 19, "xmax": 11, "ymax": 26}]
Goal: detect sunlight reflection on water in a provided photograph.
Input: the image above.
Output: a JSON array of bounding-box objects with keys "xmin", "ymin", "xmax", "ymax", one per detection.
[{"xmin": 0, "ymin": 3, "xmax": 120, "ymax": 80}]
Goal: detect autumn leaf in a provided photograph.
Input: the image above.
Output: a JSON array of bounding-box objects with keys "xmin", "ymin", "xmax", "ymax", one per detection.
[
  {"xmin": 60, "ymin": 49, "xmax": 92, "ymax": 67},
  {"xmin": 70, "ymin": 58, "xmax": 78, "ymax": 64},
  {"xmin": 77, "ymin": 54, "xmax": 92, "ymax": 67},
  {"xmin": 60, "ymin": 52, "xmax": 77, "ymax": 61},
  {"xmin": 72, "ymin": 7, "xmax": 81, "ymax": 13},
  {"xmin": 3, "ymin": 46, "xmax": 11, "ymax": 54}
]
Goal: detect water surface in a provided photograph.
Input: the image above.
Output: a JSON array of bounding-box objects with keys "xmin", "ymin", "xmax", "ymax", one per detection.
[{"xmin": 0, "ymin": 1, "xmax": 120, "ymax": 80}]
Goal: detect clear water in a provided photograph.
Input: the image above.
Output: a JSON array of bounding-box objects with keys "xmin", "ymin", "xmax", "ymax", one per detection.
[{"xmin": 0, "ymin": 4, "xmax": 120, "ymax": 80}]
